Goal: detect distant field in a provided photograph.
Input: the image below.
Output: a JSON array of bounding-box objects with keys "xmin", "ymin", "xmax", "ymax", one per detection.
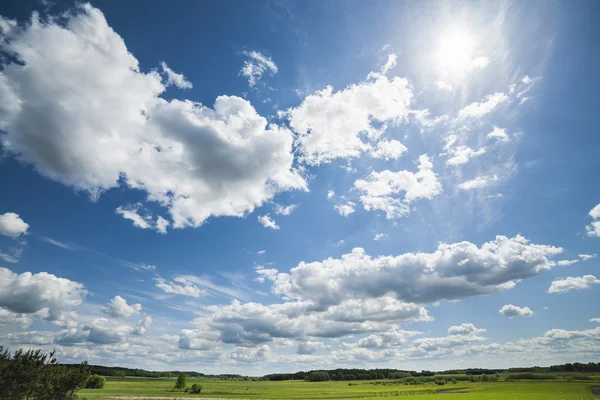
[{"xmin": 79, "ymin": 375, "xmax": 600, "ymax": 400}]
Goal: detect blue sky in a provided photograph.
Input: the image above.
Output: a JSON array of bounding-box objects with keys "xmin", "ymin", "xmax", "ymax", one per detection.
[{"xmin": 0, "ymin": 0, "xmax": 599, "ymax": 374}]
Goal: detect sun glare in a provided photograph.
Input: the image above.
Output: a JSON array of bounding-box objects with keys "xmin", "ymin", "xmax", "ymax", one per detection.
[{"xmin": 437, "ymin": 29, "xmax": 475, "ymax": 73}]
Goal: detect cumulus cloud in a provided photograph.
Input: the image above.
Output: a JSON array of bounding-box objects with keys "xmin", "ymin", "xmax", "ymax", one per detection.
[
  {"xmin": 579, "ymin": 254, "xmax": 597, "ymax": 261},
  {"xmin": 258, "ymin": 214, "xmax": 280, "ymax": 230},
  {"xmin": 369, "ymin": 139, "xmax": 408, "ymax": 160},
  {"xmin": 499, "ymin": 304, "xmax": 534, "ymax": 318},
  {"xmin": 102, "ymin": 296, "xmax": 142, "ymax": 318},
  {"xmin": 0, "ymin": 212, "xmax": 29, "ymax": 238},
  {"xmin": 373, "ymin": 233, "xmax": 386, "ymax": 241},
  {"xmin": 487, "ymin": 126, "xmax": 510, "ymax": 142},
  {"xmin": 411, "ymin": 324, "xmax": 487, "ymax": 352},
  {"xmin": 283, "ymin": 71, "xmax": 412, "ymax": 164},
  {"xmin": 354, "ymin": 155, "xmax": 442, "ymax": 219},
  {"xmin": 458, "ymin": 175, "xmax": 498, "ymax": 190},
  {"xmin": 240, "ymin": 51, "xmax": 278, "ymax": 87},
  {"xmin": 116, "ymin": 204, "xmax": 169, "ymax": 234},
  {"xmin": 255, "ymin": 266, "xmax": 278, "ymax": 283},
  {"xmin": 458, "ymin": 92, "xmax": 508, "ymax": 119},
  {"xmin": 447, "ymin": 323, "xmax": 487, "ymax": 335},
  {"xmin": 272, "ymin": 235, "xmax": 563, "ymax": 309},
  {"xmin": 446, "ymin": 146, "xmax": 486, "ymax": 167},
  {"xmin": 355, "ymin": 329, "xmax": 421, "ymax": 349},
  {"xmin": 297, "ymin": 341, "xmax": 326, "ymax": 355},
  {"xmin": 0, "ymin": 5, "xmax": 305, "ymax": 230},
  {"xmin": 586, "ymin": 203, "xmax": 600, "ymax": 237},
  {"xmin": 155, "ymin": 276, "xmax": 205, "ymax": 298},
  {"xmin": 160, "ymin": 62, "xmax": 192, "ymax": 89},
  {"xmin": 547, "ymin": 275, "xmax": 600, "ymax": 294},
  {"xmin": 0, "ymin": 267, "xmax": 86, "ymax": 320},
  {"xmin": 199, "ymin": 298, "xmax": 429, "ymax": 346},
  {"xmin": 334, "ymin": 201, "xmax": 356, "ymax": 217},
  {"xmin": 274, "ymin": 204, "xmax": 297, "ymax": 216}
]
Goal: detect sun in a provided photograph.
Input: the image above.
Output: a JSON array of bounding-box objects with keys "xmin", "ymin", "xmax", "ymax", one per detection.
[{"xmin": 437, "ymin": 29, "xmax": 475, "ymax": 73}]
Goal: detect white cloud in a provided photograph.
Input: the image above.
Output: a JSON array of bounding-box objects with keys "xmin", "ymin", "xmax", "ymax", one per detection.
[
  {"xmin": 102, "ymin": 296, "xmax": 142, "ymax": 318},
  {"xmin": 458, "ymin": 175, "xmax": 498, "ymax": 190},
  {"xmin": 240, "ymin": 51, "xmax": 278, "ymax": 87},
  {"xmin": 590, "ymin": 318, "xmax": 600, "ymax": 324},
  {"xmin": 458, "ymin": 92, "xmax": 508, "ymax": 119},
  {"xmin": 586, "ymin": 203, "xmax": 600, "ymax": 237},
  {"xmin": 579, "ymin": 254, "xmax": 597, "ymax": 261},
  {"xmin": 435, "ymin": 81, "xmax": 453, "ymax": 91},
  {"xmin": 369, "ymin": 139, "xmax": 408, "ymax": 160},
  {"xmin": 410, "ymin": 324, "xmax": 487, "ymax": 352},
  {"xmin": 297, "ymin": 340, "xmax": 326, "ymax": 355},
  {"xmin": 327, "ymin": 190, "xmax": 335, "ymax": 199},
  {"xmin": 0, "ymin": 267, "xmax": 86, "ymax": 320},
  {"xmin": 258, "ymin": 214, "xmax": 280, "ymax": 230},
  {"xmin": 334, "ymin": 201, "xmax": 356, "ymax": 217},
  {"xmin": 155, "ymin": 276, "xmax": 205, "ymax": 298},
  {"xmin": 487, "ymin": 126, "xmax": 510, "ymax": 142},
  {"xmin": 255, "ymin": 266, "xmax": 278, "ymax": 283},
  {"xmin": 160, "ymin": 62, "xmax": 192, "ymax": 89},
  {"xmin": 446, "ymin": 146, "xmax": 486, "ymax": 166},
  {"xmin": 283, "ymin": 72, "xmax": 412, "ymax": 164},
  {"xmin": 0, "ymin": 5, "xmax": 306, "ymax": 230},
  {"xmin": 468, "ymin": 57, "xmax": 491, "ymax": 71},
  {"xmin": 273, "ymin": 235, "xmax": 563, "ymax": 310},
  {"xmin": 274, "ymin": 204, "xmax": 298, "ymax": 216},
  {"xmin": 447, "ymin": 323, "xmax": 487, "ymax": 336},
  {"xmin": 116, "ymin": 204, "xmax": 169, "ymax": 234},
  {"xmin": 0, "ymin": 212, "xmax": 29, "ymax": 238},
  {"xmin": 354, "ymin": 155, "xmax": 442, "ymax": 219},
  {"xmin": 547, "ymin": 275, "xmax": 600, "ymax": 294},
  {"xmin": 355, "ymin": 329, "xmax": 421, "ymax": 349},
  {"xmin": 499, "ymin": 304, "xmax": 534, "ymax": 318},
  {"xmin": 373, "ymin": 233, "xmax": 386, "ymax": 241}
]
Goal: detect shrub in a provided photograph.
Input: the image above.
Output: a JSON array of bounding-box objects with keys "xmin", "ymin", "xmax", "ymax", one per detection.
[
  {"xmin": 189, "ymin": 383, "xmax": 203, "ymax": 394},
  {"xmin": 450, "ymin": 378, "xmax": 457, "ymax": 384},
  {"xmin": 435, "ymin": 379, "xmax": 446, "ymax": 385},
  {"xmin": 86, "ymin": 374, "xmax": 106, "ymax": 389},
  {"xmin": 174, "ymin": 372, "xmax": 187, "ymax": 391}
]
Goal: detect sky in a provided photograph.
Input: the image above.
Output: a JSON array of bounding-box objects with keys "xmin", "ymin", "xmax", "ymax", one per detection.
[{"xmin": 0, "ymin": 0, "xmax": 599, "ymax": 375}]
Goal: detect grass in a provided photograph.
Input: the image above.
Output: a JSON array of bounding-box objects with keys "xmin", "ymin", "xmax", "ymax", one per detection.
[{"xmin": 79, "ymin": 375, "xmax": 600, "ymax": 400}]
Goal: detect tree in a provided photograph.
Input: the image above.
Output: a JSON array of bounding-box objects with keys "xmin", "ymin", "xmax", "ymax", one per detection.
[
  {"xmin": 0, "ymin": 346, "xmax": 90, "ymax": 400},
  {"xmin": 86, "ymin": 374, "xmax": 106, "ymax": 388},
  {"xmin": 174, "ymin": 373, "xmax": 187, "ymax": 391},
  {"xmin": 304, "ymin": 371, "xmax": 330, "ymax": 382}
]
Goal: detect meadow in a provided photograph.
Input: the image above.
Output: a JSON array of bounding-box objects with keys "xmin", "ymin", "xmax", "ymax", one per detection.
[{"xmin": 79, "ymin": 374, "xmax": 600, "ymax": 400}]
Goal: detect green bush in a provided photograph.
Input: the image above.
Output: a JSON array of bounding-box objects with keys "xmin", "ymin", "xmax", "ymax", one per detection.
[
  {"xmin": 450, "ymin": 378, "xmax": 457, "ymax": 384},
  {"xmin": 86, "ymin": 374, "xmax": 106, "ymax": 389},
  {"xmin": 189, "ymin": 383, "xmax": 203, "ymax": 394},
  {"xmin": 173, "ymin": 372, "xmax": 187, "ymax": 391}
]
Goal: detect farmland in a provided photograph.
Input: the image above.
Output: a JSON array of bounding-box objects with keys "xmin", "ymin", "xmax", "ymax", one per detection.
[{"xmin": 79, "ymin": 374, "xmax": 600, "ymax": 399}]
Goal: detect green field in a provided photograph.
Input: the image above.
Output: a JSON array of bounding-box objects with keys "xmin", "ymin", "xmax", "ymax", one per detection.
[{"xmin": 79, "ymin": 375, "xmax": 600, "ymax": 400}]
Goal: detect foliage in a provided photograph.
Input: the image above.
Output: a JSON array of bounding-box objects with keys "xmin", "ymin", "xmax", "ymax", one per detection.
[
  {"xmin": 506, "ymin": 373, "xmax": 557, "ymax": 381},
  {"xmin": 86, "ymin": 374, "xmax": 106, "ymax": 389},
  {"xmin": 173, "ymin": 372, "xmax": 187, "ymax": 390},
  {"xmin": 304, "ymin": 371, "xmax": 330, "ymax": 382},
  {"xmin": 188, "ymin": 383, "xmax": 203, "ymax": 393},
  {"xmin": 0, "ymin": 346, "xmax": 90, "ymax": 400},
  {"xmin": 435, "ymin": 378, "xmax": 446, "ymax": 385}
]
